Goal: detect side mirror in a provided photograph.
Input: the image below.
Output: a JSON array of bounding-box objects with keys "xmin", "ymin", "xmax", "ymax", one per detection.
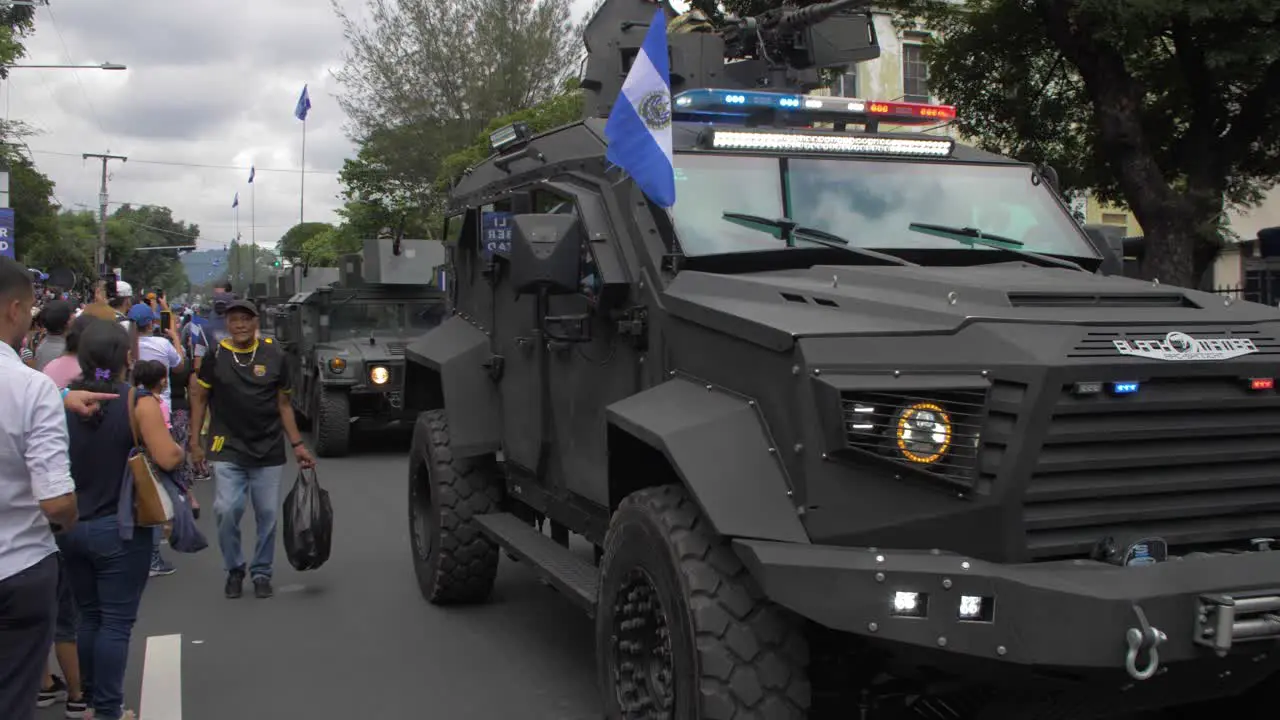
[
  {"xmin": 1038, "ymin": 164, "xmax": 1060, "ymax": 193},
  {"xmin": 508, "ymin": 214, "xmax": 583, "ymax": 296}
]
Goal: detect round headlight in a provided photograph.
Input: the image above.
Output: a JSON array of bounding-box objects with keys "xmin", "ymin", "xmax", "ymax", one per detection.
[
  {"xmin": 327, "ymin": 357, "xmax": 346, "ymax": 373},
  {"xmin": 370, "ymin": 366, "xmax": 390, "ymax": 385},
  {"xmin": 893, "ymin": 402, "xmax": 951, "ymax": 464}
]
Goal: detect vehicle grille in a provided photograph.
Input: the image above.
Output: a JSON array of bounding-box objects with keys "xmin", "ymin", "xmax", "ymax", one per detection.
[
  {"xmin": 1069, "ymin": 326, "xmax": 1280, "ymax": 359},
  {"xmin": 388, "ymin": 342, "xmax": 407, "ymax": 356},
  {"xmin": 840, "ymin": 389, "xmax": 987, "ymax": 489},
  {"xmin": 1022, "ymin": 377, "xmax": 1280, "ymax": 558}
]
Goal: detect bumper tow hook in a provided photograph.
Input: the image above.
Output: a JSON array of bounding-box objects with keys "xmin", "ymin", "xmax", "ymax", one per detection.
[{"xmin": 1125, "ymin": 605, "xmax": 1167, "ymax": 681}]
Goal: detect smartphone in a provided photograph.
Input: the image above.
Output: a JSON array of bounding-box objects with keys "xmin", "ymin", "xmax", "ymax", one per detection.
[{"xmin": 161, "ymin": 310, "xmax": 172, "ymax": 330}]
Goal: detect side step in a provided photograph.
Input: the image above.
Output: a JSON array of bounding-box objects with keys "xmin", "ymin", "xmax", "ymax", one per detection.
[{"xmin": 475, "ymin": 513, "xmax": 600, "ymax": 615}]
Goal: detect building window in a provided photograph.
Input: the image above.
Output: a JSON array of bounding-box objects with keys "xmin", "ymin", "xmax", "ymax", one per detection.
[
  {"xmin": 902, "ymin": 41, "xmax": 929, "ymax": 103},
  {"xmin": 1101, "ymin": 212, "xmax": 1128, "ymax": 226},
  {"xmin": 836, "ymin": 70, "xmax": 857, "ymax": 97}
]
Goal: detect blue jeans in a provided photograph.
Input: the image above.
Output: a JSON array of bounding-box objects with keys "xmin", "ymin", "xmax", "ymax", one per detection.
[
  {"xmin": 212, "ymin": 462, "xmax": 284, "ymax": 579},
  {"xmin": 57, "ymin": 516, "xmax": 151, "ymax": 720}
]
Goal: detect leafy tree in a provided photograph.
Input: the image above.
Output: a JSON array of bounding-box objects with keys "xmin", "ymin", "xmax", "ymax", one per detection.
[
  {"xmin": 8, "ymin": 153, "xmax": 62, "ymax": 269},
  {"xmin": 222, "ymin": 241, "xmax": 281, "ymax": 293},
  {"xmin": 277, "ymin": 222, "xmax": 334, "ymax": 261},
  {"xmin": 37, "ymin": 211, "xmax": 98, "ymax": 284},
  {"xmin": 337, "ymin": 128, "xmax": 441, "ymax": 241},
  {"xmin": 438, "ymin": 82, "xmax": 585, "ymax": 189},
  {"xmin": 299, "ymin": 225, "xmax": 363, "ymax": 266},
  {"xmin": 109, "ymin": 205, "xmax": 199, "ymax": 295},
  {"xmin": 872, "ymin": 0, "xmax": 1280, "ymax": 287},
  {"xmin": 334, "ymin": 0, "xmax": 580, "ymax": 144},
  {"xmin": 333, "ymin": 0, "xmax": 581, "ymax": 234}
]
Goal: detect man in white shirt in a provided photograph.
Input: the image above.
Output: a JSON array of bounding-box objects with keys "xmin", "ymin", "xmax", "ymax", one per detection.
[
  {"xmin": 0, "ymin": 258, "xmax": 78, "ymax": 720},
  {"xmin": 0, "ymin": 259, "xmax": 117, "ymax": 720}
]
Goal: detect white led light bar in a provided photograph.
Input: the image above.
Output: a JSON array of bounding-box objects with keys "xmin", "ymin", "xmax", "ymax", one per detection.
[{"xmin": 711, "ymin": 130, "xmax": 954, "ymax": 157}]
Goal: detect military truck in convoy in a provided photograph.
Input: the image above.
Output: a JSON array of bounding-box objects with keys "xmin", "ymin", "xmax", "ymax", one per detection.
[
  {"xmin": 276, "ymin": 239, "xmax": 447, "ymax": 457},
  {"xmin": 401, "ymin": 0, "xmax": 1280, "ymax": 717}
]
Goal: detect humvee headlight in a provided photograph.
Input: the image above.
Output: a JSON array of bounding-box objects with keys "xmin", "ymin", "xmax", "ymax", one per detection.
[
  {"xmin": 327, "ymin": 358, "xmax": 346, "ymax": 373},
  {"xmin": 892, "ymin": 402, "xmax": 951, "ymax": 464},
  {"xmin": 370, "ymin": 366, "xmax": 390, "ymax": 385}
]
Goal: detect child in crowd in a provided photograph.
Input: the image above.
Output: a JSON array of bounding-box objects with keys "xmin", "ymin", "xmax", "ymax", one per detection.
[{"xmin": 133, "ymin": 360, "xmax": 199, "ymax": 518}]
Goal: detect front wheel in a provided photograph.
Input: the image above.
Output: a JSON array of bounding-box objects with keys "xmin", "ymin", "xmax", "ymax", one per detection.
[
  {"xmin": 597, "ymin": 485, "xmax": 810, "ymax": 720},
  {"xmin": 408, "ymin": 409, "xmax": 504, "ymax": 604},
  {"xmin": 314, "ymin": 388, "xmax": 350, "ymax": 457}
]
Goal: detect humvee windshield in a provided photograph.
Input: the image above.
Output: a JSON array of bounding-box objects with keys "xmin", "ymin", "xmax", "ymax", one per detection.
[
  {"xmin": 328, "ymin": 300, "xmax": 444, "ymax": 337},
  {"xmin": 671, "ymin": 154, "xmax": 1096, "ymax": 260}
]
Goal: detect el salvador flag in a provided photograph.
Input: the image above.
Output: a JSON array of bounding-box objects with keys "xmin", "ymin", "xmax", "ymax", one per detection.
[{"xmin": 605, "ymin": 8, "xmax": 675, "ymax": 208}]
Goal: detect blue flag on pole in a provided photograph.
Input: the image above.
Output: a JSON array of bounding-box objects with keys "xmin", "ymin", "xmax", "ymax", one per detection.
[
  {"xmin": 604, "ymin": 8, "xmax": 675, "ymax": 208},
  {"xmin": 295, "ymin": 85, "xmax": 311, "ymax": 121},
  {"xmin": 248, "ymin": 166, "xmax": 255, "ymax": 184},
  {"xmin": 232, "ymin": 192, "xmax": 239, "ymax": 209}
]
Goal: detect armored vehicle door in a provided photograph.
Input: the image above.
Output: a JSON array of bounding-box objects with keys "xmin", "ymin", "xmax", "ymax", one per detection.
[
  {"xmin": 532, "ymin": 186, "xmax": 642, "ymax": 507},
  {"xmin": 296, "ymin": 300, "xmax": 322, "ymax": 417},
  {"xmin": 475, "ymin": 199, "xmax": 546, "ymax": 474}
]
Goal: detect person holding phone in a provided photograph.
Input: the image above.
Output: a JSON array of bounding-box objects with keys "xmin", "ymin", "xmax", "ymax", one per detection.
[{"xmin": 126, "ymin": 304, "xmax": 185, "ymax": 576}]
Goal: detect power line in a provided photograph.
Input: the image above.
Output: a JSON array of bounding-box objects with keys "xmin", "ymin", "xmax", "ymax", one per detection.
[
  {"xmin": 28, "ymin": 147, "xmax": 342, "ymax": 175},
  {"xmin": 42, "ymin": 4, "xmax": 107, "ymax": 138}
]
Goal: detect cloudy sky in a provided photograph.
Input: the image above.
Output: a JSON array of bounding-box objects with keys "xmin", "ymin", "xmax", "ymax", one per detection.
[{"xmin": 9, "ymin": 0, "xmax": 600, "ymax": 254}]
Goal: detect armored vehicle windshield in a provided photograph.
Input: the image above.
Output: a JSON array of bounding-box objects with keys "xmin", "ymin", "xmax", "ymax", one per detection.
[
  {"xmin": 674, "ymin": 154, "xmax": 1096, "ymax": 260},
  {"xmin": 665, "ymin": 88, "xmax": 1100, "ymax": 267},
  {"xmin": 327, "ymin": 299, "xmax": 445, "ymax": 338}
]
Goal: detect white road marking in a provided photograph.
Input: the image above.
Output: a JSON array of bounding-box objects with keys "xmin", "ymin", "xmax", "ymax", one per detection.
[{"xmin": 141, "ymin": 634, "xmax": 183, "ymax": 720}]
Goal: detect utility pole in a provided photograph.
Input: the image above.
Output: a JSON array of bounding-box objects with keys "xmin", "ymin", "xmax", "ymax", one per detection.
[{"xmin": 83, "ymin": 152, "xmax": 127, "ymax": 277}]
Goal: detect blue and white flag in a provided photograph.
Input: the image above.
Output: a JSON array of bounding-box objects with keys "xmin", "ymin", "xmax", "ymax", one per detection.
[
  {"xmin": 295, "ymin": 84, "xmax": 312, "ymax": 121},
  {"xmin": 248, "ymin": 165, "xmax": 255, "ymax": 184},
  {"xmin": 604, "ymin": 8, "xmax": 675, "ymax": 208},
  {"xmin": 232, "ymin": 192, "xmax": 239, "ymax": 209}
]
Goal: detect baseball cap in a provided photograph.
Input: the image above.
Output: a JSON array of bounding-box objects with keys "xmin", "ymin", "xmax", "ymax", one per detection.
[
  {"xmin": 225, "ymin": 299, "xmax": 259, "ymax": 317},
  {"xmin": 127, "ymin": 302, "xmax": 159, "ymax": 325}
]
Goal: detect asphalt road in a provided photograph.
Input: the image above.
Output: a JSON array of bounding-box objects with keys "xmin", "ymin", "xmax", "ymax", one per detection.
[
  {"xmin": 40, "ymin": 428, "xmax": 601, "ymax": 720},
  {"xmin": 32, "ymin": 426, "xmax": 1263, "ymax": 720}
]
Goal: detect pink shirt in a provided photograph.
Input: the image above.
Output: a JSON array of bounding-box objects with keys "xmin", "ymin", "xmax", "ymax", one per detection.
[{"xmin": 42, "ymin": 355, "xmax": 81, "ymax": 390}]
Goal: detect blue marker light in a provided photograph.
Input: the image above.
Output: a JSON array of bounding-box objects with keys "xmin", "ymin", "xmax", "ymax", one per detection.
[{"xmin": 1111, "ymin": 381, "xmax": 1140, "ymax": 395}]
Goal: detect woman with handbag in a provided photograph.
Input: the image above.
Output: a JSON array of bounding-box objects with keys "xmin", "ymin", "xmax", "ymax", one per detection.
[{"xmin": 59, "ymin": 321, "xmax": 184, "ymax": 720}]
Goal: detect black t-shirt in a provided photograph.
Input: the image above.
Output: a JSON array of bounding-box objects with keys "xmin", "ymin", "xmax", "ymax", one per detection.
[{"xmin": 197, "ymin": 337, "xmax": 291, "ymax": 467}]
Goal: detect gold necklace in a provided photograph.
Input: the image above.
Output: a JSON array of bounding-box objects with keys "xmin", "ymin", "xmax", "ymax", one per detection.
[{"xmin": 228, "ymin": 342, "xmax": 258, "ymax": 368}]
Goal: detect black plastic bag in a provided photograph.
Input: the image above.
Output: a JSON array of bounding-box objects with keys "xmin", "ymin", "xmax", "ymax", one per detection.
[{"xmin": 282, "ymin": 468, "xmax": 333, "ymax": 571}]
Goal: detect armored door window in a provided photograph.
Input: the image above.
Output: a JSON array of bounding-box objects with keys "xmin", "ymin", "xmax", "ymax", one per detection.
[
  {"xmin": 481, "ymin": 200, "xmax": 515, "ymax": 258},
  {"xmin": 531, "ymin": 189, "xmax": 601, "ymax": 301}
]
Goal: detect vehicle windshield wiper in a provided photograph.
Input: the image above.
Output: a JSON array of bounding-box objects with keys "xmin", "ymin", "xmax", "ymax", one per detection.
[
  {"xmin": 722, "ymin": 212, "xmax": 918, "ymax": 267},
  {"xmin": 907, "ymin": 222, "xmax": 1085, "ymax": 272}
]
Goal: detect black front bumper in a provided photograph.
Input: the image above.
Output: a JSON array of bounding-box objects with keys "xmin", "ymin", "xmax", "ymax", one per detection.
[{"xmin": 735, "ymin": 539, "xmax": 1280, "ymax": 675}]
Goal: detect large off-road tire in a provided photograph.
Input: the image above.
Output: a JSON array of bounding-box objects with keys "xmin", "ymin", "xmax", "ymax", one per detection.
[
  {"xmin": 597, "ymin": 485, "xmax": 810, "ymax": 720},
  {"xmin": 314, "ymin": 388, "xmax": 351, "ymax": 457},
  {"xmin": 408, "ymin": 409, "xmax": 504, "ymax": 604}
]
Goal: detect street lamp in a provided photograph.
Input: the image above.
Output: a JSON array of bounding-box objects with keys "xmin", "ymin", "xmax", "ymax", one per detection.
[{"xmin": 5, "ymin": 62, "xmax": 127, "ymax": 70}]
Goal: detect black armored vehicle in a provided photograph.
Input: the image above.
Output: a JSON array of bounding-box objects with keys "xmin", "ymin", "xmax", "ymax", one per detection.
[
  {"xmin": 277, "ymin": 239, "xmax": 447, "ymax": 456},
  {"xmin": 402, "ymin": 1, "xmax": 1280, "ymax": 717}
]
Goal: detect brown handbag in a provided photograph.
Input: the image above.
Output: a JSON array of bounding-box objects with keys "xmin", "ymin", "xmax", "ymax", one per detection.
[{"xmin": 127, "ymin": 387, "xmax": 174, "ymax": 528}]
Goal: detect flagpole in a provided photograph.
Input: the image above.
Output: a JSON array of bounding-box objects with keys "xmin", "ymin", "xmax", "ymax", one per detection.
[
  {"xmin": 234, "ymin": 203, "xmax": 241, "ymax": 288},
  {"xmin": 250, "ymin": 180, "xmax": 256, "ymax": 293},
  {"xmin": 300, "ymin": 118, "xmax": 307, "ymax": 224}
]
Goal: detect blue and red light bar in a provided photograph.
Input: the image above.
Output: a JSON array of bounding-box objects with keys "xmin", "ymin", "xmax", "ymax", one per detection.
[{"xmin": 672, "ymin": 88, "xmax": 957, "ymax": 126}]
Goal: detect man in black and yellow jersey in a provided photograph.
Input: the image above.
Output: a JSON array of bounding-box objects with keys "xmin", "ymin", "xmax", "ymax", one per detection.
[{"xmin": 189, "ymin": 299, "xmax": 315, "ymax": 599}]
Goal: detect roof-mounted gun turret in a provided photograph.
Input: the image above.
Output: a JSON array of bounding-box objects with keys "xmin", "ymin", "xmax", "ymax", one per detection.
[{"xmin": 581, "ymin": 0, "xmax": 880, "ymax": 120}]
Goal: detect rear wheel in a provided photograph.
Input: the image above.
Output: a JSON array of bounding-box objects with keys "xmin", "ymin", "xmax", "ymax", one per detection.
[
  {"xmin": 314, "ymin": 387, "xmax": 350, "ymax": 457},
  {"xmin": 597, "ymin": 485, "xmax": 810, "ymax": 719},
  {"xmin": 408, "ymin": 409, "xmax": 504, "ymax": 603}
]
